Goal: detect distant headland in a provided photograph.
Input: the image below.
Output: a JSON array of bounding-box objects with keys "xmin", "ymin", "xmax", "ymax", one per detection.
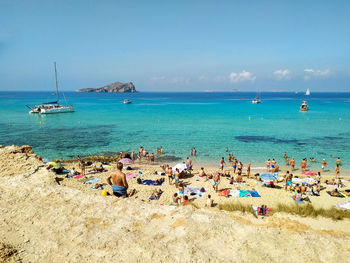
[{"xmin": 76, "ymin": 82, "xmax": 137, "ymax": 93}]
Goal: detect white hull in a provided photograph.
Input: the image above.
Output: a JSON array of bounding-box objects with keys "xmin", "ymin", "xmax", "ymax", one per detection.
[
  {"xmin": 29, "ymin": 105, "xmax": 74, "ymax": 114},
  {"xmin": 252, "ymin": 99, "xmax": 261, "ymax": 104}
]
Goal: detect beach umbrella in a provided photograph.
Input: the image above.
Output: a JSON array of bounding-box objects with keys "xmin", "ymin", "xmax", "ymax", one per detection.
[
  {"xmin": 119, "ymin": 158, "xmax": 133, "ymax": 165},
  {"xmin": 172, "ymin": 163, "xmax": 187, "ymax": 173},
  {"xmin": 302, "ymin": 171, "xmax": 317, "ymax": 176},
  {"xmin": 259, "ymin": 173, "xmax": 278, "ymax": 181}
]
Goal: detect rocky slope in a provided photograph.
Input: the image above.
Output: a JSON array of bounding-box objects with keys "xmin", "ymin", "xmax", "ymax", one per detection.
[
  {"xmin": 0, "ymin": 145, "xmax": 350, "ymax": 263},
  {"xmin": 76, "ymin": 82, "xmax": 136, "ymax": 93}
]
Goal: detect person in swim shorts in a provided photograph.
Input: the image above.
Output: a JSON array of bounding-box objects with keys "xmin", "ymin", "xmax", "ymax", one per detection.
[
  {"xmin": 232, "ymin": 159, "xmax": 237, "ymax": 173},
  {"xmin": 290, "ymin": 158, "xmax": 295, "ymax": 171},
  {"xmin": 213, "ymin": 173, "xmax": 220, "ymax": 192},
  {"xmin": 220, "ymin": 157, "xmax": 225, "ymax": 171},
  {"xmin": 107, "ymin": 162, "xmax": 136, "ymax": 198}
]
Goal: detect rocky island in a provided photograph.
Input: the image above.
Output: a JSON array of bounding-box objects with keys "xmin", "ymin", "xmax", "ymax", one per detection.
[{"xmin": 77, "ymin": 82, "xmax": 137, "ymax": 93}]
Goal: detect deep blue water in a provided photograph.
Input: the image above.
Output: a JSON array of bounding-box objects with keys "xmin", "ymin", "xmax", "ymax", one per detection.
[{"xmin": 0, "ymin": 91, "xmax": 349, "ymax": 170}]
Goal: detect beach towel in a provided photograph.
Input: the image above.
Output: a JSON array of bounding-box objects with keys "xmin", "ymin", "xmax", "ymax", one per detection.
[
  {"xmin": 90, "ymin": 186, "xmax": 102, "ymax": 190},
  {"xmin": 102, "ymin": 165, "xmax": 112, "ymax": 168},
  {"xmin": 327, "ymin": 191, "xmax": 344, "ymax": 198},
  {"xmin": 219, "ymin": 189, "xmax": 231, "ymax": 197},
  {"xmin": 139, "ymin": 179, "xmax": 164, "ymax": 186},
  {"xmin": 83, "ymin": 178, "xmax": 101, "ymax": 184},
  {"xmin": 302, "ymin": 171, "xmax": 317, "ymax": 176},
  {"xmin": 73, "ymin": 174, "xmax": 85, "ymax": 179},
  {"xmin": 239, "ymin": 190, "xmax": 261, "ymax": 197},
  {"xmin": 335, "ymin": 201, "xmax": 350, "ymax": 210},
  {"xmin": 126, "ymin": 172, "xmax": 138, "ymax": 179},
  {"xmin": 182, "ymin": 186, "xmax": 206, "ymax": 198}
]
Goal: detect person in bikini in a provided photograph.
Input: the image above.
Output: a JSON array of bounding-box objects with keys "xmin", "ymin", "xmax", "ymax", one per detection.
[
  {"xmin": 266, "ymin": 159, "xmax": 271, "ymax": 172},
  {"xmin": 290, "ymin": 158, "xmax": 295, "ymax": 171},
  {"xmin": 107, "ymin": 162, "xmax": 136, "ymax": 198}
]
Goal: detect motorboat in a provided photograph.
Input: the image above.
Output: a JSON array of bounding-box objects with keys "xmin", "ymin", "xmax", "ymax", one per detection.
[
  {"xmin": 27, "ymin": 62, "xmax": 74, "ymax": 114},
  {"xmin": 300, "ymin": 101, "xmax": 308, "ymax": 111},
  {"xmin": 122, "ymin": 99, "xmax": 132, "ymax": 104}
]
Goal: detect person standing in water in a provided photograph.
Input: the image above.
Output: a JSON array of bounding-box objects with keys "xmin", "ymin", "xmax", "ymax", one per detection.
[
  {"xmin": 190, "ymin": 148, "xmax": 193, "ymax": 156},
  {"xmin": 336, "ymin": 157, "xmax": 341, "ymax": 168},
  {"xmin": 285, "ymin": 156, "xmax": 289, "ymax": 166},
  {"xmin": 290, "ymin": 158, "xmax": 295, "ymax": 171},
  {"xmin": 321, "ymin": 159, "xmax": 327, "ymax": 172},
  {"xmin": 193, "ymin": 147, "xmax": 197, "ymax": 156}
]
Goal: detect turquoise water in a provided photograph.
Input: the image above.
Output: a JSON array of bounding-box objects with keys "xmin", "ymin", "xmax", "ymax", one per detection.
[{"xmin": 0, "ymin": 91, "xmax": 349, "ymax": 170}]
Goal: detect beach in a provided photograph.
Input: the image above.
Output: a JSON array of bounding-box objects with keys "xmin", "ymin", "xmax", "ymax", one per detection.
[{"xmin": 1, "ymin": 145, "xmax": 350, "ymax": 262}]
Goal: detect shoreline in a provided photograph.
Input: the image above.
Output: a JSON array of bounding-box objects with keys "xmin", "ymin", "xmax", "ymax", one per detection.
[{"xmin": 1, "ymin": 145, "xmax": 350, "ymax": 262}]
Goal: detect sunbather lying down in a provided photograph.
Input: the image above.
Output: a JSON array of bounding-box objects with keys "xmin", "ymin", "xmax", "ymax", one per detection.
[
  {"xmin": 151, "ymin": 189, "xmax": 163, "ymax": 199},
  {"xmin": 92, "ymin": 183, "xmax": 104, "ymax": 189}
]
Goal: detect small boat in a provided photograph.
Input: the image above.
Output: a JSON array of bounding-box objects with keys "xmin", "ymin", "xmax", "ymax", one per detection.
[
  {"xmin": 300, "ymin": 101, "xmax": 308, "ymax": 111},
  {"xmin": 306, "ymin": 88, "xmax": 310, "ymax": 96},
  {"xmin": 122, "ymin": 99, "xmax": 132, "ymax": 104},
  {"xmin": 252, "ymin": 88, "xmax": 261, "ymax": 104},
  {"xmin": 27, "ymin": 62, "xmax": 74, "ymax": 114}
]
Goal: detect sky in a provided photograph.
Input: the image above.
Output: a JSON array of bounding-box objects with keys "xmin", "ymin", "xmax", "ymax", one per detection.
[{"xmin": 0, "ymin": 0, "xmax": 349, "ymax": 92}]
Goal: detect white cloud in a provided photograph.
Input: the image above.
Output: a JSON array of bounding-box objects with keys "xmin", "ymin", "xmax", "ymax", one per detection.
[
  {"xmin": 304, "ymin": 68, "xmax": 330, "ymax": 80},
  {"xmin": 273, "ymin": 69, "xmax": 291, "ymax": 80},
  {"xmin": 228, "ymin": 70, "xmax": 256, "ymax": 83}
]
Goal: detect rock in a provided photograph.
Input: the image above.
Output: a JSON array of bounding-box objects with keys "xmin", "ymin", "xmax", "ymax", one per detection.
[{"xmin": 76, "ymin": 82, "xmax": 137, "ymax": 93}]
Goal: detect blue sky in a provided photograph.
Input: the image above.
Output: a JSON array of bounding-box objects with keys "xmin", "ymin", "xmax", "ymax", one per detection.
[{"xmin": 0, "ymin": 0, "xmax": 349, "ymax": 91}]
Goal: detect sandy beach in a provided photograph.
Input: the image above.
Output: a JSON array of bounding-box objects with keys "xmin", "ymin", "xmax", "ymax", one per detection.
[{"xmin": 1, "ymin": 145, "xmax": 350, "ymax": 263}]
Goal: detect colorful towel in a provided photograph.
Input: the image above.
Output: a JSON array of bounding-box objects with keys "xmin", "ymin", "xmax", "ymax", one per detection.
[
  {"xmin": 140, "ymin": 179, "xmax": 164, "ymax": 186},
  {"xmin": 74, "ymin": 174, "xmax": 85, "ymax": 179},
  {"xmin": 126, "ymin": 172, "xmax": 138, "ymax": 179},
  {"xmin": 239, "ymin": 190, "xmax": 261, "ymax": 197},
  {"xmin": 83, "ymin": 178, "xmax": 101, "ymax": 184}
]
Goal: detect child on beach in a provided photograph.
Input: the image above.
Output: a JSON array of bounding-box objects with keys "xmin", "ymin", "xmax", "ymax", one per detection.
[
  {"xmin": 321, "ymin": 159, "xmax": 327, "ymax": 171},
  {"xmin": 266, "ymin": 159, "xmax": 271, "ymax": 172},
  {"xmin": 174, "ymin": 169, "xmax": 180, "ymax": 187},
  {"xmin": 206, "ymin": 195, "xmax": 213, "ymax": 207},
  {"xmin": 178, "ymin": 182, "xmax": 184, "ymax": 197},
  {"xmin": 183, "ymin": 195, "xmax": 189, "ymax": 205},
  {"xmin": 172, "ymin": 193, "xmax": 181, "ymax": 206}
]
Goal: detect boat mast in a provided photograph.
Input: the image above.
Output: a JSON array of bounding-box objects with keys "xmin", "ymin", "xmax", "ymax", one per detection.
[{"xmin": 54, "ymin": 62, "xmax": 59, "ymax": 103}]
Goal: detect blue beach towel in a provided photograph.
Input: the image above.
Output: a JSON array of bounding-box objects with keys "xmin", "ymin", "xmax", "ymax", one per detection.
[
  {"xmin": 84, "ymin": 178, "xmax": 101, "ymax": 184},
  {"xmin": 140, "ymin": 180, "xmax": 164, "ymax": 186},
  {"xmin": 248, "ymin": 190, "xmax": 261, "ymax": 197}
]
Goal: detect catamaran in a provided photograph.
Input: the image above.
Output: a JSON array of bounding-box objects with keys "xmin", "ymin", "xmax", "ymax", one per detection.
[
  {"xmin": 252, "ymin": 88, "xmax": 261, "ymax": 104},
  {"xmin": 26, "ymin": 62, "xmax": 74, "ymax": 114}
]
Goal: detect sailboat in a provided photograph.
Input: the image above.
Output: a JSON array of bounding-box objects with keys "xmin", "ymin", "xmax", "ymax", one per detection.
[
  {"xmin": 306, "ymin": 88, "xmax": 310, "ymax": 96},
  {"xmin": 252, "ymin": 88, "xmax": 261, "ymax": 104},
  {"xmin": 27, "ymin": 62, "xmax": 74, "ymax": 114}
]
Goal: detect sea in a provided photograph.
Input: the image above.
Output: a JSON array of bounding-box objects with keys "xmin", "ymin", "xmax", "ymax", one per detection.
[{"xmin": 0, "ymin": 91, "xmax": 349, "ymax": 171}]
